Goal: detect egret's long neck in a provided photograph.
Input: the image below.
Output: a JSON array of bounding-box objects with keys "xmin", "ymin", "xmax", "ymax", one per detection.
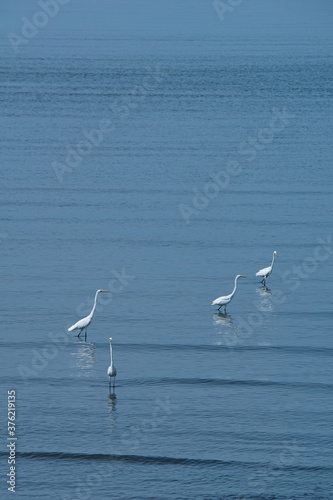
[
  {"xmin": 89, "ymin": 291, "xmax": 99, "ymax": 318},
  {"xmin": 231, "ymin": 276, "xmax": 238, "ymax": 298},
  {"xmin": 271, "ymin": 253, "xmax": 276, "ymax": 269},
  {"xmin": 110, "ymin": 343, "xmax": 113, "ymax": 365}
]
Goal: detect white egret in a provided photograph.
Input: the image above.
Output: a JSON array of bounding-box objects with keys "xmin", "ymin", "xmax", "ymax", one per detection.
[
  {"xmin": 256, "ymin": 251, "xmax": 278, "ymax": 285},
  {"xmin": 211, "ymin": 275, "xmax": 247, "ymax": 313},
  {"xmin": 107, "ymin": 337, "xmax": 117, "ymax": 389},
  {"xmin": 68, "ymin": 289, "xmax": 109, "ymax": 338}
]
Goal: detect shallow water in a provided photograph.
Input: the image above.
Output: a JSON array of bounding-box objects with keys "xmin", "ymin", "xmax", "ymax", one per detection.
[{"xmin": 1, "ymin": 0, "xmax": 333, "ymax": 498}]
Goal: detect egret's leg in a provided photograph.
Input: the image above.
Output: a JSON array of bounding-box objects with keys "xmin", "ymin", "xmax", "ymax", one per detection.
[
  {"xmin": 77, "ymin": 329, "xmax": 83, "ymax": 338},
  {"xmin": 113, "ymin": 378, "xmax": 115, "ymax": 390},
  {"xmin": 218, "ymin": 305, "xmax": 221, "ymax": 311},
  {"xmin": 84, "ymin": 329, "xmax": 87, "ymax": 341}
]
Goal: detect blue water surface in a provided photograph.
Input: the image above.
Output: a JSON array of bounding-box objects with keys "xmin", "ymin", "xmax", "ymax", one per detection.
[{"xmin": 1, "ymin": 1, "xmax": 333, "ymax": 499}]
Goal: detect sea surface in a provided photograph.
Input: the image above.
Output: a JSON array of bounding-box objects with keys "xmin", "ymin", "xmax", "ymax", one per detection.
[{"xmin": 1, "ymin": 1, "xmax": 333, "ymax": 499}]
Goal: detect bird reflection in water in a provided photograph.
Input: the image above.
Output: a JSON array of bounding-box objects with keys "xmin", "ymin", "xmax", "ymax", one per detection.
[
  {"xmin": 107, "ymin": 391, "xmax": 117, "ymax": 413},
  {"xmin": 212, "ymin": 312, "xmax": 238, "ymax": 347},
  {"xmin": 256, "ymin": 285, "xmax": 274, "ymax": 312},
  {"xmin": 71, "ymin": 339, "xmax": 96, "ymax": 370},
  {"xmin": 107, "ymin": 391, "xmax": 117, "ymax": 430}
]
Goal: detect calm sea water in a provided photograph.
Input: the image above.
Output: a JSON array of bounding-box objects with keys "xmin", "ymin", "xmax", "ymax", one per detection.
[{"xmin": 1, "ymin": 1, "xmax": 333, "ymax": 499}]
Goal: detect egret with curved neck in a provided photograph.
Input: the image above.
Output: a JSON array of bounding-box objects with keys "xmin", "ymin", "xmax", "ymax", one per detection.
[
  {"xmin": 68, "ymin": 289, "xmax": 109, "ymax": 338},
  {"xmin": 107, "ymin": 337, "xmax": 117, "ymax": 389},
  {"xmin": 211, "ymin": 275, "xmax": 247, "ymax": 313},
  {"xmin": 256, "ymin": 251, "xmax": 278, "ymax": 286}
]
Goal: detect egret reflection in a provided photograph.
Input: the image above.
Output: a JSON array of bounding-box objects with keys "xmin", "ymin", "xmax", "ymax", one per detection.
[
  {"xmin": 107, "ymin": 392, "xmax": 117, "ymax": 412},
  {"xmin": 256, "ymin": 285, "xmax": 274, "ymax": 311},
  {"xmin": 106, "ymin": 392, "xmax": 117, "ymax": 429},
  {"xmin": 213, "ymin": 312, "xmax": 232, "ymax": 326},
  {"xmin": 71, "ymin": 339, "xmax": 96, "ymax": 369},
  {"xmin": 212, "ymin": 313, "xmax": 238, "ymax": 347},
  {"xmin": 257, "ymin": 285, "xmax": 272, "ymax": 297}
]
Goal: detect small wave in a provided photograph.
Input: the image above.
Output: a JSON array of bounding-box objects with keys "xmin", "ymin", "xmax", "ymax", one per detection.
[
  {"xmin": 0, "ymin": 451, "xmax": 331, "ymax": 474},
  {"xmin": 2, "ymin": 340, "xmax": 332, "ymax": 358},
  {"xmin": 122, "ymin": 377, "xmax": 333, "ymax": 391},
  {"xmin": 3, "ymin": 374, "xmax": 333, "ymax": 391},
  {"xmin": 2, "ymin": 338, "xmax": 333, "ymax": 366},
  {"xmin": 0, "ymin": 450, "xmax": 244, "ymax": 467}
]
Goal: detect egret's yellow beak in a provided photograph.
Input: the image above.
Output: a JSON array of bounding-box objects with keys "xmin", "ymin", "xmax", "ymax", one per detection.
[
  {"xmin": 241, "ymin": 275, "xmax": 247, "ymax": 278},
  {"xmin": 275, "ymin": 251, "xmax": 278, "ymax": 257},
  {"xmin": 110, "ymin": 337, "xmax": 113, "ymax": 341},
  {"xmin": 101, "ymin": 290, "xmax": 109, "ymax": 293}
]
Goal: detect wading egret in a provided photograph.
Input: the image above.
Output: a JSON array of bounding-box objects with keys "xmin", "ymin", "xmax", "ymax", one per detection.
[
  {"xmin": 256, "ymin": 251, "xmax": 278, "ymax": 285},
  {"xmin": 68, "ymin": 289, "xmax": 109, "ymax": 338},
  {"xmin": 211, "ymin": 275, "xmax": 247, "ymax": 313},
  {"xmin": 107, "ymin": 337, "xmax": 117, "ymax": 389}
]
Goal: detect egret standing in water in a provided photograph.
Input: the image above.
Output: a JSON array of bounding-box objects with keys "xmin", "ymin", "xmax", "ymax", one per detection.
[
  {"xmin": 211, "ymin": 275, "xmax": 247, "ymax": 313},
  {"xmin": 108, "ymin": 338, "xmax": 117, "ymax": 389},
  {"xmin": 256, "ymin": 251, "xmax": 278, "ymax": 286},
  {"xmin": 68, "ymin": 289, "xmax": 109, "ymax": 338}
]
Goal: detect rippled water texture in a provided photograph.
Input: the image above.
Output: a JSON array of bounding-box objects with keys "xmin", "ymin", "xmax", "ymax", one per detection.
[{"xmin": 1, "ymin": 0, "xmax": 333, "ymax": 498}]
